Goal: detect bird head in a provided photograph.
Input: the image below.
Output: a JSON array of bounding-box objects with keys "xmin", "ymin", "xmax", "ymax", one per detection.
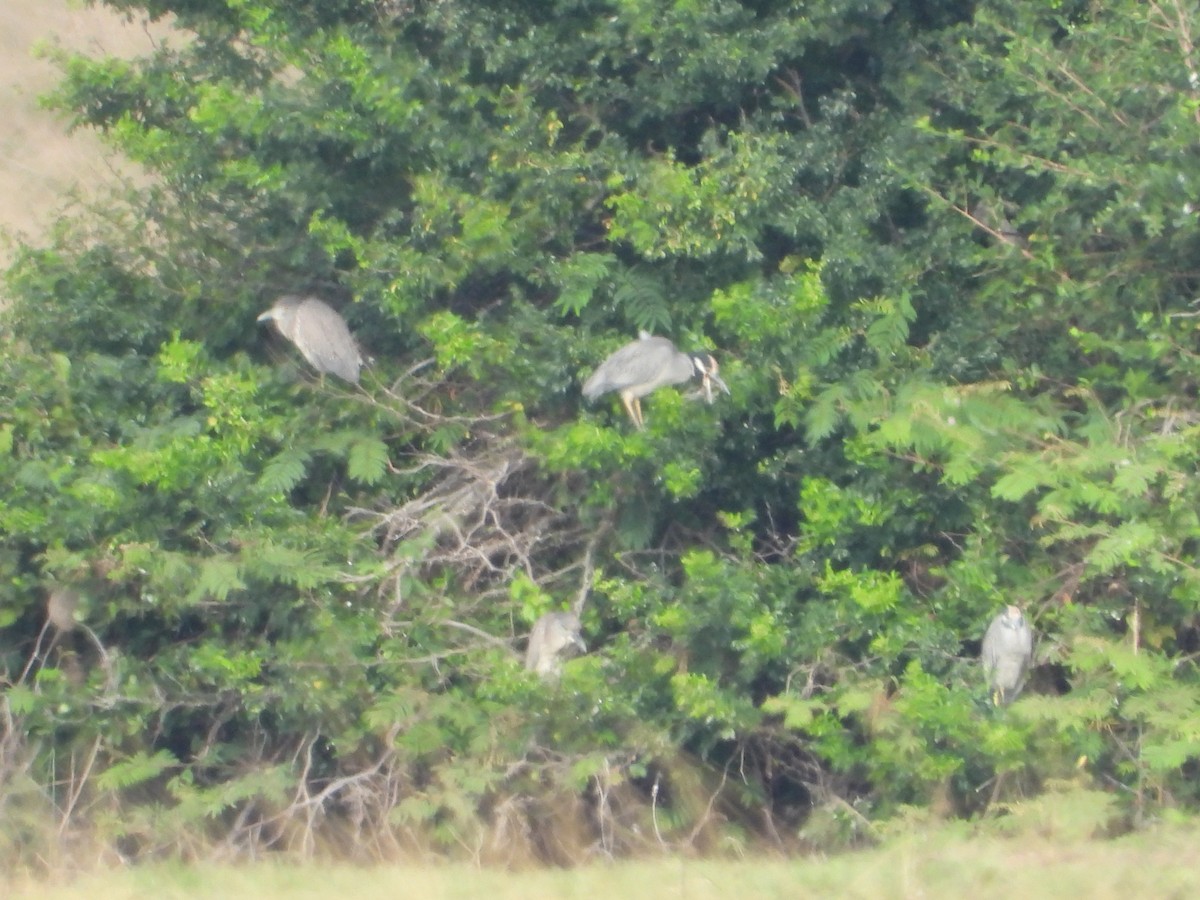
[
  {"xmin": 690, "ymin": 353, "xmax": 731, "ymax": 404},
  {"xmin": 256, "ymin": 295, "xmax": 300, "ymax": 326},
  {"xmin": 526, "ymin": 611, "xmax": 587, "ymax": 678},
  {"xmin": 1001, "ymin": 604, "xmax": 1026, "ymax": 628},
  {"xmin": 551, "ymin": 612, "xmax": 587, "ymax": 654},
  {"xmin": 256, "ymin": 295, "xmax": 362, "ymax": 384}
]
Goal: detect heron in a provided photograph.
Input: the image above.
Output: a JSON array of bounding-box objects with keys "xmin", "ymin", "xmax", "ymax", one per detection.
[
  {"xmin": 257, "ymin": 295, "xmax": 363, "ymax": 384},
  {"xmin": 969, "ymin": 199, "xmax": 1027, "ymax": 248},
  {"xmin": 46, "ymin": 586, "xmax": 81, "ymax": 633},
  {"xmin": 21, "ymin": 584, "xmax": 85, "ymax": 685},
  {"xmin": 582, "ymin": 332, "xmax": 729, "ymax": 429},
  {"xmin": 981, "ymin": 605, "xmax": 1033, "ymax": 705},
  {"xmin": 525, "ymin": 611, "xmax": 586, "ymax": 679}
]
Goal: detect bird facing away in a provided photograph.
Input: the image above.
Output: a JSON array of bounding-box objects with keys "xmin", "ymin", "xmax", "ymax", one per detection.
[
  {"xmin": 257, "ymin": 295, "xmax": 363, "ymax": 384},
  {"xmin": 582, "ymin": 333, "xmax": 730, "ymax": 429},
  {"xmin": 46, "ymin": 586, "xmax": 81, "ymax": 633},
  {"xmin": 525, "ymin": 611, "xmax": 587, "ymax": 679},
  {"xmin": 981, "ymin": 605, "xmax": 1033, "ymax": 705}
]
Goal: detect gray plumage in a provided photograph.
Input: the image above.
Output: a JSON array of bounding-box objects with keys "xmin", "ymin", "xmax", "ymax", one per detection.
[
  {"xmin": 970, "ymin": 199, "xmax": 1027, "ymax": 249},
  {"xmin": 525, "ymin": 611, "xmax": 586, "ymax": 679},
  {"xmin": 981, "ymin": 604, "xmax": 1033, "ymax": 705},
  {"xmin": 582, "ymin": 333, "xmax": 729, "ymax": 429},
  {"xmin": 46, "ymin": 586, "xmax": 81, "ymax": 632},
  {"xmin": 257, "ymin": 295, "xmax": 363, "ymax": 384}
]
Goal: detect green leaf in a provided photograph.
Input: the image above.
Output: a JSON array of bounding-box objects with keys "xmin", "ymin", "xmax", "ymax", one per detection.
[
  {"xmin": 347, "ymin": 437, "xmax": 390, "ymax": 486},
  {"xmin": 189, "ymin": 556, "xmax": 245, "ymax": 603},
  {"xmin": 992, "ymin": 464, "xmax": 1047, "ymax": 502},
  {"xmin": 549, "ymin": 253, "xmax": 616, "ymax": 318},
  {"xmin": 5, "ymin": 685, "xmax": 39, "ymax": 716},
  {"xmin": 259, "ymin": 449, "xmax": 311, "ymax": 494},
  {"xmin": 95, "ymin": 750, "xmax": 178, "ymax": 792}
]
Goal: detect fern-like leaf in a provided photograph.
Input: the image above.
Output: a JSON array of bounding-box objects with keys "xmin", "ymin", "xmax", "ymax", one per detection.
[
  {"xmin": 95, "ymin": 750, "xmax": 178, "ymax": 792},
  {"xmin": 188, "ymin": 556, "xmax": 246, "ymax": 603},
  {"xmin": 348, "ymin": 436, "xmax": 390, "ymax": 485},
  {"xmin": 549, "ymin": 252, "xmax": 616, "ymax": 317},
  {"xmin": 613, "ymin": 267, "xmax": 672, "ymax": 333},
  {"xmin": 259, "ymin": 448, "xmax": 310, "ymax": 494}
]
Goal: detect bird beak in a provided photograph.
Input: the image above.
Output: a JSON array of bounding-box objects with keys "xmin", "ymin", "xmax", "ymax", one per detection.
[
  {"xmin": 256, "ymin": 310, "xmax": 276, "ymax": 323},
  {"xmin": 703, "ymin": 371, "xmax": 730, "ymax": 404}
]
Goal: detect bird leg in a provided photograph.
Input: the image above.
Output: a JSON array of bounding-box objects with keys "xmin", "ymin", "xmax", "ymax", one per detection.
[{"xmin": 621, "ymin": 392, "xmax": 644, "ymax": 429}]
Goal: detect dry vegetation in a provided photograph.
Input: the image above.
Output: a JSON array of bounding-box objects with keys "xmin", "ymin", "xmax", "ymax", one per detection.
[
  {"xmin": 0, "ymin": 0, "xmax": 163, "ymax": 272},
  {"xmin": 4, "ymin": 824, "xmax": 1200, "ymax": 900}
]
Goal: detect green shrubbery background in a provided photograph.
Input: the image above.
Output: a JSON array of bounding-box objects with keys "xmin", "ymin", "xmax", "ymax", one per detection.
[{"xmin": 3, "ymin": 0, "xmax": 1200, "ymax": 865}]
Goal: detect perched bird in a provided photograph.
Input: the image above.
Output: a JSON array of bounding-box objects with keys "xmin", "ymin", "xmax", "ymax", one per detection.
[
  {"xmin": 46, "ymin": 586, "xmax": 81, "ymax": 633},
  {"xmin": 257, "ymin": 295, "xmax": 363, "ymax": 384},
  {"xmin": 981, "ymin": 605, "xmax": 1034, "ymax": 705},
  {"xmin": 525, "ymin": 611, "xmax": 587, "ymax": 679},
  {"xmin": 30, "ymin": 584, "xmax": 84, "ymax": 670},
  {"xmin": 969, "ymin": 199, "xmax": 1028, "ymax": 249},
  {"xmin": 582, "ymin": 333, "xmax": 729, "ymax": 429}
]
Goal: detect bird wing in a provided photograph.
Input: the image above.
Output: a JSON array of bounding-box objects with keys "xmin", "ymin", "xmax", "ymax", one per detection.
[
  {"xmin": 295, "ymin": 300, "xmax": 362, "ymax": 383},
  {"xmin": 982, "ymin": 613, "xmax": 1034, "ymax": 701},
  {"xmin": 582, "ymin": 337, "xmax": 677, "ymax": 399},
  {"xmin": 525, "ymin": 616, "xmax": 550, "ymax": 671},
  {"xmin": 981, "ymin": 615, "xmax": 1003, "ymax": 677},
  {"xmin": 1012, "ymin": 620, "xmax": 1034, "ymax": 669}
]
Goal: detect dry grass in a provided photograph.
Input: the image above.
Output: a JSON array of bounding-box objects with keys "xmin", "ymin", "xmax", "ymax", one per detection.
[
  {"xmin": 4, "ymin": 825, "xmax": 1199, "ymax": 900},
  {"xmin": 0, "ymin": 0, "xmax": 166, "ymax": 270}
]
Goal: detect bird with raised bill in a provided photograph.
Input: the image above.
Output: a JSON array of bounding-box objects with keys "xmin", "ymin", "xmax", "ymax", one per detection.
[
  {"xmin": 257, "ymin": 295, "xmax": 363, "ymax": 384},
  {"xmin": 582, "ymin": 332, "xmax": 729, "ymax": 429},
  {"xmin": 981, "ymin": 604, "xmax": 1033, "ymax": 705},
  {"xmin": 525, "ymin": 611, "xmax": 586, "ymax": 679}
]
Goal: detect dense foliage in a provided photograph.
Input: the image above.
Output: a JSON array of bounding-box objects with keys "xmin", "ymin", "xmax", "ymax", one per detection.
[{"xmin": 4, "ymin": 0, "xmax": 1200, "ymax": 865}]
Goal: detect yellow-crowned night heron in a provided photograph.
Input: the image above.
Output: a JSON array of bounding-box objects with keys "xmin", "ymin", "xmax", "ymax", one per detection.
[
  {"xmin": 257, "ymin": 295, "xmax": 363, "ymax": 384},
  {"xmin": 525, "ymin": 611, "xmax": 586, "ymax": 679},
  {"xmin": 46, "ymin": 586, "xmax": 81, "ymax": 633},
  {"xmin": 981, "ymin": 605, "xmax": 1033, "ymax": 705},
  {"xmin": 582, "ymin": 332, "xmax": 729, "ymax": 429}
]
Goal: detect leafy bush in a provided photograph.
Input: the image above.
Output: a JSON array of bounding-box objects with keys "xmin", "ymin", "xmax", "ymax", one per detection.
[{"xmin": 3, "ymin": 0, "xmax": 1200, "ymax": 868}]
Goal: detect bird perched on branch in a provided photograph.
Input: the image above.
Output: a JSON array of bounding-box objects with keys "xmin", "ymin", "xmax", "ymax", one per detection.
[
  {"xmin": 257, "ymin": 295, "xmax": 363, "ymax": 384},
  {"xmin": 582, "ymin": 332, "xmax": 729, "ymax": 429},
  {"xmin": 981, "ymin": 605, "xmax": 1033, "ymax": 705},
  {"xmin": 525, "ymin": 611, "xmax": 586, "ymax": 679},
  {"xmin": 46, "ymin": 585, "xmax": 82, "ymax": 633}
]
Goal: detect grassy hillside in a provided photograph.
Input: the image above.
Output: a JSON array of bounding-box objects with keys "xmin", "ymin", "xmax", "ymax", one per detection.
[{"xmin": 0, "ymin": 0, "xmax": 164, "ymax": 270}]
